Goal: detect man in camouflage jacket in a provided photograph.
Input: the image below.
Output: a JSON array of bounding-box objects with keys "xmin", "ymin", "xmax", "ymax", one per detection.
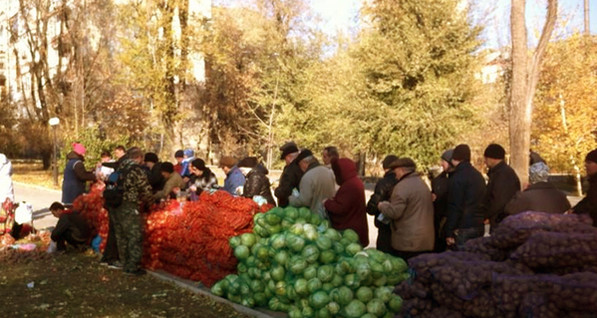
[{"xmin": 113, "ymin": 147, "xmax": 153, "ymax": 275}]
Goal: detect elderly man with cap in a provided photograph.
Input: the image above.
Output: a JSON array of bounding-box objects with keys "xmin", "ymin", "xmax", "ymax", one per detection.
[
  {"xmin": 430, "ymin": 149, "xmax": 453, "ymax": 252},
  {"xmin": 288, "ymin": 149, "xmax": 336, "ymax": 218},
  {"xmin": 505, "ymin": 158, "xmax": 570, "ymax": 216},
  {"xmin": 144, "ymin": 152, "xmax": 164, "ymax": 193},
  {"xmin": 220, "ymin": 156, "xmax": 245, "ymax": 195},
  {"xmin": 482, "ymin": 143, "xmax": 521, "ymax": 230},
  {"xmin": 62, "ymin": 142, "xmax": 97, "ymax": 205},
  {"xmin": 572, "ymin": 149, "xmax": 597, "ymax": 225},
  {"xmin": 443, "ymin": 144, "xmax": 487, "ymax": 249},
  {"xmin": 366, "ymin": 154, "xmax": 399, "ymax": 253},
  {"xmin": 274, "ymin": 142, "xmax": 304, "ymax": 207},
  {"xmin": 377, "ymin": 158, "xmax": 434, "ymax": 260}
]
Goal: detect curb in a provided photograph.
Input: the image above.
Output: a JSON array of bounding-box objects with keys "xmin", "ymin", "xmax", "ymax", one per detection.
[{"xmin": 147, "ymin": 270, "xmax": 285, "ymax": 318}]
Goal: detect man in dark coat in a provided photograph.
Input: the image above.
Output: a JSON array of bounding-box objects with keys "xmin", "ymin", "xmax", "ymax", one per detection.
[
  {"xmin": 444, "ymin": 144, "xmax": 487, "ymax": 249},
  {"xmin": 62, "ymin": 143, "xmax": 96, "ymax": 205},
  {"xmin": 144, "ymin": 152, "xmax": 164, "ymax": 193},
  {"xmin": 573, "ymin": 149, "xmax": 597, "ymax": 225},
  {"xmin": 505, "ymin": 159, "xmax": 570, "ymax": 215},
  {"xmin": 431, "ymin": 149, "xmax": 453, "ymax": 252},
  {"xmin": 366, "ymin": 155, "xmax": 398, "ymax": 253},
  {"xmin": 482, "ymin": 143, "xmax": 521, "ymax": 230},
  {"xmin": 274, "ymin": 142, "xmax": 304, "ymax": 207},
  {"xmin": 48, "ymin": 202, "xmax": 91, "ymax": 252},
  {"xmin": 238, "ymin": 157, "xmax": 276, "ymax": 206},
  {"xmin": 325, "ymin": 158, "xmax": 369, "ymax": 247}
]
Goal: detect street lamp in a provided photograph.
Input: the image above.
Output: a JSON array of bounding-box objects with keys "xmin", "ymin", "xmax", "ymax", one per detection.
[{"xmin": 49, "ymin": 117, "xmax": 60, "ymax": 187}]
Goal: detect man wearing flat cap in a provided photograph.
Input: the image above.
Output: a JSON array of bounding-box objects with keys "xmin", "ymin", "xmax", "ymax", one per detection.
[
  {"xmin": 377, "ymin": 157, "xmax": 434, "ymax": 260},
  {"xmin": 274, "ymin": 142, "xmax": 304, "ymax": 207},
  {"xmin": 572, "ymin": 149, "xmax": 597, "ymax": 225},
  {"xmin": 288, "ymin": 149, "xmax": 336, "ymax": 218},
  {"xmin": 219, "ymin": 156, "xmax": 245, "ymax": 195},
  {"xmin": 444, "ymin": 144, "xmax": 487, "ymax": 249},
  {"xmin": 482, "ymin": 143, "xmax": 520, "ymax": 230}
]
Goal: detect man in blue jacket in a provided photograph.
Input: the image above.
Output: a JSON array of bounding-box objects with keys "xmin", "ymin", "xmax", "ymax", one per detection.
[{"xmin": 220, "ymin": 156, "xmax": 245, "ymax": 195}]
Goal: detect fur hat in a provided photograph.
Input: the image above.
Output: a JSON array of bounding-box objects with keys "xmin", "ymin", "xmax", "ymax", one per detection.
[
  {"xmin": 238, "ymin": 157, "xmax": 259, "ymax": 168},
  {"xmin": 388, "ymin": 157, "xmax": 416, "ymax": 170}
]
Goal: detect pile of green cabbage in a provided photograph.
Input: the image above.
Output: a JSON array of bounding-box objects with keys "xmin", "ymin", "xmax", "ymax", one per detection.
[{"xmin": 211, "ymin": 206, "xmax": 409, "ymax": 318}]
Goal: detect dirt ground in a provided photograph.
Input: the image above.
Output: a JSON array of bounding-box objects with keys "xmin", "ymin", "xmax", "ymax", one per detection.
[{"xmin": 0, "ymin": 248, "xmax": 248, "ymax": 318}]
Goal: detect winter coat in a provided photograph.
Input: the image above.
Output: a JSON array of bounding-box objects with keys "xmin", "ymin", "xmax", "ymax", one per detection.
[
  {"xmin": 119, "ymin": 159, "xmax": 153, "ymax": 207},
  {"xmin": 324, "ymin": 158, "xmax": 369, "ymax": 246},
  {"xmin": 147, "ymin": 162, "xmax": 165, "ymax": 193},
  {"xmin": 153, "ymin": 172, "xmax": 186, "ymax": 201},
  {"xmin": 444, "ymin": 161, "xmax": 487, "ymax": 238},
  {"xmin": 0, "ymin": 154, "xmax": 14, "ymax": 202},
  {"xmin": 223, "ymin": 166, "xmax": 245, "ymax": 195},
  {"xmin": 51, "ymin": 211, "xmax": 91, "ymax": 243},
  {"xmin": 483, "ymin": 161, "xmax": 521, "ymax": 225},
  {"xmin": 61, "ymin": 152, "xmax": 96, "ymax": 204},
  {"xmin": 243, "ymin": 164, "xmax": 276, "ymax": 206},
  {"xmin": 189, "ymin": 168, "xmax": 218, "ymax": 195},
  {"xmin": 289, "ymin": 162, "xmax": 336, "ymax": 218},
  {"xmin": 378, "ymin": 172, "xmax": 435, "ymax": 252},
  {"xmin": 573, "ymin": 174, "xmax": 597, "ymax": 226},
  {"xmin": 505, "ymin": 182, "xmax": 571, "ymax": 216},
  {"xmin": 275, "ymin": 158, "xmax": 304, "ymax": 207},
  {"xmin": 366, "ymin": 171, "xmax": 397, "ymax": 252},
  {"xmin": 432, "ymin": 171, "xmax": 450, "ymax": 221}
]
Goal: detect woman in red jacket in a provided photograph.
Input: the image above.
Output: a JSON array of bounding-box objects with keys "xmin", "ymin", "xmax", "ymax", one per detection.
[{"xmin": 324, "ymin": 158, "xmax": 369, "ymax": 247}]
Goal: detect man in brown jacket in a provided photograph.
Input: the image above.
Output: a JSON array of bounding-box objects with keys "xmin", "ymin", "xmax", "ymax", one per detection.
[{"xmin": 378, "ymin": 158, "xmax": 434, "ymax": 260}]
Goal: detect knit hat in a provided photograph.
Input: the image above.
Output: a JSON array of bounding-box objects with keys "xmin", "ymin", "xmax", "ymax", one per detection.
[
  {"xmin": 174, "ymin": 150, "xmax": 184, "ymax": 158},
  {"xmin": 382, "ymin": 155, "xmax": 399, "ymax": 170},
  {"xmin": 529, "ymin": 161, "xmax": 549, "ymax": 184},
  {"xmin": 586, "ymin": 149, "xmax": 597, "ymax": 164},
  {"xmin": 144, "ymin": 152, "xmax": 158, "ymax": 163},
  {"xmin": 238, "ymin": 157, "xmax": 258, "ymax": 168},
  {"xmin": 191, "ymin": 158, "xmax": 206, "ymax": 170},
  {"xmin": 484, "ymin": 144, "xmax": 506, "ymax": 160},
  {"xmin": 219, "ymin": 156, "xmax": 237, "ymax": 168},
  {"xmin": 441, "ymin": 149, "xmax": 454, "ymax": 163},
  {"xmin": 452, "ymin": 144, "xmax": 471, "ymax": 162},
  {"xmin": 388, "ymin": 157, "xmax": 416, "ymax": 170},
  {"xmin": 184, "ymin": 149, "xmax": 194, "ymax": 158},
  {"xmin": 279, "ymin": 142, "xmax": 299, "ymax": 160},
  {"xmin": 161, "ymin": 162, "xmax": 174, "ymax": 173},
  {"xmin": 295, "ymin": 149, "xmax": 314, "ymax": 163},
  {"xmin": 72, "ymin": 143, "xmax": 86, "ymax": 156}
]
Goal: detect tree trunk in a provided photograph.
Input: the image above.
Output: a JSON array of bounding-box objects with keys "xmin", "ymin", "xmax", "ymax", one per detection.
[
  {"xmin": 509, "ymin": 0, "xmax": 529, "ymax": 186},
  {"xmin": 509, "ymin": 0, "xmax": 557, "ymax": 187},
  {"xmin": 585, "ymin": 0, "xmax": 590, "ymax": 35}
]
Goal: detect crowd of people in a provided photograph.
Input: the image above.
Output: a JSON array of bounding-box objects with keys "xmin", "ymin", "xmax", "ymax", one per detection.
[{"xmin": 2, "ymin": 139, "xmax": 596, "ymax": 273}]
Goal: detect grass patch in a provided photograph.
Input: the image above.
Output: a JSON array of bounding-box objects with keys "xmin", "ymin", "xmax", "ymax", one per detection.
[{"xmin": 12, "ymin": 161, "xmax": 60, "ymax": 190}]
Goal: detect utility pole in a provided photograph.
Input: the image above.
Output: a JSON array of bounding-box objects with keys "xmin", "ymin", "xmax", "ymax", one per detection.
[{"xmin": 585, "ymin": 0, "xmax": 590, "ymax": 35}]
